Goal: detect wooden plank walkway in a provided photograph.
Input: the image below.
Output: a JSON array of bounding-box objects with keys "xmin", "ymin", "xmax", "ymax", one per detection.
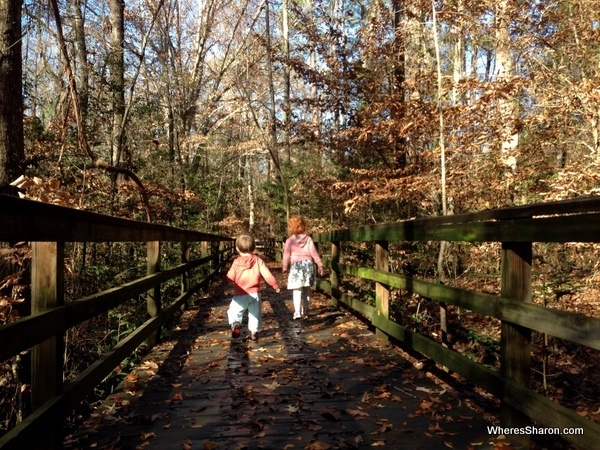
[{"xmin": 66, "ymin": 260, "xmax": 517, "ymax": 450}]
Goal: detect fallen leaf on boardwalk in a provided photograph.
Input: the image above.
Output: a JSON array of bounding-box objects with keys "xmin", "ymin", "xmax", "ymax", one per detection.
[
  {"xmin": 140, "ymin": 431, "xmax": 155, "ymax": 440},
  {"xmin": 416, "ymin": 386, "xmax": 446, "ymax": 395},
  {"xmin": 444, "ymin": 442, "xmax": 453, "ymax": 448},
  {"xmin": 340, "ymin": 435, "xmax": 364, "ymax": 447},
  {"xmin": 202, "ymin": 441, "xmax": 217, "ymax": 450},
  {"xmin": 419, "ymin": 401, "xmax": 433, "ymax": 412},
  {"xmin": 373, "ymin": 391, "xmax": 391, "ymax": 400},
  {"xmin": 125, "ymin": 372, "xmax": 139, "ymax": 381},
  {"xmin": 303, "ymin": 420, "xmax": 322, "ymax": 431},
  {"xmin": 287, "ymin": 405, "xmax": 300, "ymax": 413},
  {"xmin": 321, "ymin": 408, "xmax": 341, "ymax": 420},
  {"xmin": 371, "ymin": 422, "xmax": 392, "ymax": 434},
  {"xmin": 104, "ymin": 403, "xmax": 118, "ymax": 416},
  {"xmin": 428, "ymin": 422, "xmax": 444, "ymax": 433},
  {"xmin": 306, "ymin": 441, "xmax": 332, "ymax": 450},
  {"xmin": 150, "ymin": 413, "xmax": 168, "ymax": 422},
  {"xmin": 170, "ymin": 392, "xmax": 183, "ymax": 402},
  {"xmin": 263, "ymin": 381, "xmax": 280, "ymax": 390},
  {"xmin": 370, "ymin": 439, "xmax": 386, "ymax": 446},
  {"xmin": 345, "ymin": 408, "xmax": 369, "ymax": 418},
  {"xmin": 140, "ymin": 361, "xmax": 159, "ymax": 371}
]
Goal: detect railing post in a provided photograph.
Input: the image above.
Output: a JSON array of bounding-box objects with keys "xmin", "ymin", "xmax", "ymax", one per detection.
[
  {"xmin": 31, "ymin": 241, "xmax": 64, "ymax": 448},
  {"xmin": 147, "ymin": 241, "xmax": 161, "ymax": 348},
  {"xmin": 276, "ymin": 239, "xmax": 282, "ymax": 263},
  {"xmin": 200, "ymin": 241, "xmax": 208, "ymax": 276},
  {"xmin": 500, "ymin": 241, "xmax": 532, "ymax": 446},
  {"xmin": 211, "ymin": 241, "xmax": 219, "ymax": 270},
  {"xmin": 375, "ymin": 241, "xmax": 390, "ymax": 341},
  {"xmin": 181, "ymin": 241, "xmax": 191, "ymax": 309},
  {"xmin": 330, "ymin": 241, "xmax": 340, "ymax": 308}
]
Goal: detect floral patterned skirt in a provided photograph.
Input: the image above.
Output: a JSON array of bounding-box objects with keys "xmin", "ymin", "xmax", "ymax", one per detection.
[{"xmin": 287, "ymin": 259, "xmax": 315, "ymax": 289}]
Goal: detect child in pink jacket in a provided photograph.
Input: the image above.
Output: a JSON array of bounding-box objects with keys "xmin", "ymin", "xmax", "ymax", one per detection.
[
  {"xmin": 227, "ymin": 234, "xmax": 280, "ymax": 340},
  {"xmin": 282, "ymin": 216, "xmax": 323, "ymax": 320}
]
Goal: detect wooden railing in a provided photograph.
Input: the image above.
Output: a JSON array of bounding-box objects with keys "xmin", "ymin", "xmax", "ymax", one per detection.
[
  {"xmin": 0, "ymin": 195, "xmax": 234, "ymax": 449},
  {"xmin": 278, "ymin": 197, "xmax": 600, "ymax": 450}
]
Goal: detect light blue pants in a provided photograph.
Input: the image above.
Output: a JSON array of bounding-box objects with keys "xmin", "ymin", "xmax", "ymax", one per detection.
[{"xmin": 227, "ymin": 293, "xmax": 262, "ymax": 333}]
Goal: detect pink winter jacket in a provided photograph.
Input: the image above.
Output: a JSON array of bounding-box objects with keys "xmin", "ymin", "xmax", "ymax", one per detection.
[
  {"xmin": 282, "ymin": 234, "xmax": 323, "ymax": 272},
  {"xmin": 227, "ymin": 254, "xmax": 279, "ymax": 296}
]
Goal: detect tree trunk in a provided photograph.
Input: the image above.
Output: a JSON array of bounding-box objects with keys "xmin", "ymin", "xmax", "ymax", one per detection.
[
  {"xmin": 109, "ymin": 0, "xmax": 126, "ymax": 168},
  {"xmin": 282, "ymin": 0, "xmax": 291, "ymax": 163},
  {"xmin": 432, "ymin": 0, "xmax": 448, "ymax": 344},
  {"xmin": 392, "ymin": 0, "xmax": 406, "ymax": 167},
  {"xmin": 494, "ymin": 0, "xmax": 519, "ymax": 172},
  {"xmin": 246, "ymin": 155, "xmax": 255, "ymax": 233},
  {"xmin": 0, "ymin": 0, "xmax": 24, "ymax": 190},
  {"xmin": 264, "ymin": 0, "xmax": 290, "ymax": 222},
  {"xmin": 72, "ymin": 0, "xmax": 89, "ymax": 123}
]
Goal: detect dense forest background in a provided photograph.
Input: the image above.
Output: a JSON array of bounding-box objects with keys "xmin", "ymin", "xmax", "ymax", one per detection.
[
  {"xmin": 1, "ymin": 0, "xmax": 600, "ymax": 439},
  {"xmin": 1, "ymin": 0, "xmax": 598, "ymax": 232}
]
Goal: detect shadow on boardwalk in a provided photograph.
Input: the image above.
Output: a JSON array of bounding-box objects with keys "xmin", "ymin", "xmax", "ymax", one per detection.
[{"xmin": 66, "ymin": 259, "xmax": 516, "ymax": 450}]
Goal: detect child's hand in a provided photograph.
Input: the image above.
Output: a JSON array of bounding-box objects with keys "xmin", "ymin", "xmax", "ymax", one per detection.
[{"xmin": 275, "ymin": 288, "xmax": 281, "ymax": 294}]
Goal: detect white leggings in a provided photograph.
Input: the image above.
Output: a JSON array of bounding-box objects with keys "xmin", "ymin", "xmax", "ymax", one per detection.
[{"xmin": 292, "ymin": 287, "xmax": 311, "ymax": 316}]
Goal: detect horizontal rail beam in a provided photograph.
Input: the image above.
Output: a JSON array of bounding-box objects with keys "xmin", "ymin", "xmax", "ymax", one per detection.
[
  {"xmin": 0, "ymin": 195, "xmax": 232, "ymax": 242},
  {"xmin": 328, "ymin": 262, "xmax": 600, "ymax": 350},
  {"xmin": 0, "ymin": 255, "xmax": 216, "ymax": 362},
  {"xmin": 313, "ymin": 212, "xmax": 600, "ymax": 243}
]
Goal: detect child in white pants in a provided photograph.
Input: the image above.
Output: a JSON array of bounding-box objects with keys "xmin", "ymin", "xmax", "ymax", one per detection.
[{"xmin": 226, "ymin": 234, "xmax": 280, "ymax": 340}]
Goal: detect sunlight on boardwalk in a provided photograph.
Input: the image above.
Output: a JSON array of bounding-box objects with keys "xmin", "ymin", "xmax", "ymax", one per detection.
[{"xmin": 67, "ymin": 261, "xmax": 515, "ymax": 449}]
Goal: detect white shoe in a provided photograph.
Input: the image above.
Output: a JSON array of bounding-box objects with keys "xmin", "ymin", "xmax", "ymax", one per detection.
[{"xmin": 293, "ymin": 312, "xmax": 301, "ymax": 320}]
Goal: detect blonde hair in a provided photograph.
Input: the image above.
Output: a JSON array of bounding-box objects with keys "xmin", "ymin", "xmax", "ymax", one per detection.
[
  {"xmin": 288, "ymin": 215, "xmax": 307, "ymax": 235},
  {"xmin": 236, "ymin": 234, "xmax": 255, "ymax": 253}
]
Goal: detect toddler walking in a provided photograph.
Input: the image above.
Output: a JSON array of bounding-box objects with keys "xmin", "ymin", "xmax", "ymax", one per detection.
[{"xmin": 226, "ymin": 234, "xmax": 280, "ymax": 340}]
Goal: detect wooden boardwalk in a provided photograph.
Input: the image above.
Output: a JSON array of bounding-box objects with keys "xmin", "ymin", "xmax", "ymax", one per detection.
[{"xmin": 66, "ymin": 261, "xmax": 516, "ymax": 450}]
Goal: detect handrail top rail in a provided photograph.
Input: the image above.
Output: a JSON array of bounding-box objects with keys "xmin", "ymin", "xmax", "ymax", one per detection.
[
  {"xmin": 0, "ymin": 195, "xmax": 233, "ymax": 243},
  {"xmin": 309, "ymin": 195, "xmax": 600, "ymax": 244}
]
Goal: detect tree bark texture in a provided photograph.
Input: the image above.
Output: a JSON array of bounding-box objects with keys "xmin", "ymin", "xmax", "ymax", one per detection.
[{"xmin": 0, "ymin": 0, "xmax": 24, "ymax": 188}]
